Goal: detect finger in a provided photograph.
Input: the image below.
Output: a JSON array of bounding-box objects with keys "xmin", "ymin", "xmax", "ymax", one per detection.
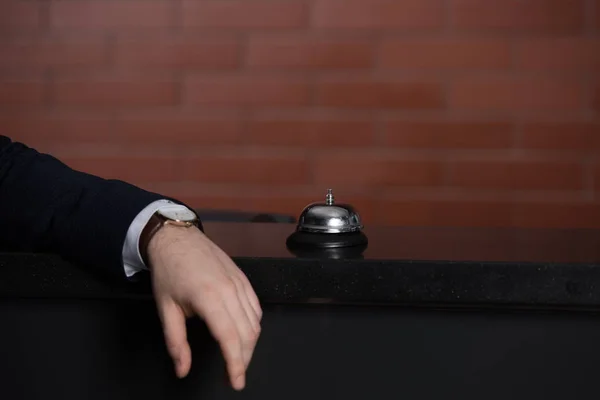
[
  {"xmin": 157, "ymin": 300, "xmax": 192, "ymax": 378},
  {"xmin": 194, "ymin": 296, "xmax": 246, "ymax": 390},
  {"xmin": 218, "ymin": 253, "xmax": 262, "ymax": 322},
  {"xmin": 233, "ymin": 274, "xmax": 262, "ymax": 367},
  {"xmin": 232, "ymin": 278, "xmax": 260, "ymax": 368},
  {"xmin": 238, "ymin": 270, "xmax": 263, "ymax": 321},
  {"xmin": 229, "ymin": 273, "xmax": 260, "ymax": 332},
  {"xmin": 223, "ymin": 278, "xmax": 259, "ymax": 369},
  {"xmin": 209, "ymin": 249, "xmax": 261, "ymax": 373}
]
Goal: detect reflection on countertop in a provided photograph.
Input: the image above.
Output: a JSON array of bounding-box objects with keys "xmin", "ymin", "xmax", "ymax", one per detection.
[{"xmin": 205, "ymin": 222, "xmax": 600, "ymax": 264}]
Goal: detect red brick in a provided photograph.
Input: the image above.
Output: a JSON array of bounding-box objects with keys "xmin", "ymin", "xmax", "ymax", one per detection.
[
  {"xmin": 383, "ymin": 120, "xmax": 514, "ymax": 149},
  {"xmin": 376, "ymin": 199, "xmax": 600, "ymax": 229},
  {"xmin": 0, "ymin": 112, "xmax": 113, "ymax": 145},
  {"xmin": 380, "ymin": 38, "xmax": 511, "ymax": 70},
  {"xmin": 449, "ymin": 77, "xmax": 584, "ymax": 111},
  {"xmin": 185, "ymin": 75, "xmax": 311, "ymax": 107},
  {"xmin": 167, "ymin": 192, "xmax": 376, "ymax": 224},
  {"xmin": 114, "ymin": 113, "xmax": 242, "ymax": 145},
  {"xmin": 376, "ymin": 200, "xmax": 600, "ymax": 229},
  {"xmin": 595, "ymin": 0, "xmax": 600, "ymax": 31},
  {"xmin": 313, "ymin": 0, "xmax": 444, "ymax": 30},
  {"xmin": 374, "ymin": 199, "xmax": 511, "ymax": 227},
  {"xmin": 0, "ymin": 37, "xmax": 109, "ymax": 69},
  {"xmin": 175, "ymin": 193, "xmax": 314, "ymax": 220},
  {"xmin": 316, "ymin": 79, "xmax": 444, "ymax": 109},
  {"xmin": 0, "ymin": 78, "xmax": 45, "ymax": 106},
  {"xmin": 314, "ymin": 153, "xmax": 445, "ymax": 187},
  {"xmin": 450, "ymin": 0, "xmax": 584, "ymax": 32},
  {"xmin": 114, "ymin": 36, "xmax": 239, "ymax": 70},
  {"xmin": 244, "ymin": 195, "xmax": 323, "ymax": 219},
  {"xmin": 60, "ymin": 156, "xmax": 180, "ymax": 183},
  {"xmin": 183, "ymin": 0, "xmax": 307, "ymax": 29},
  {"xmin": 168, "ymin": 194, "xmax": 255, "ymax": 215},
  {"xmin": 594, "ymin": 83, "xmax": 600, "ymax": 112},
  {"xmin": 50, "ymin": 0, "xmax": 173, "ymax": 29},
  {"xmin": 449, "ymin": 160, "xmax": 584, "ymax": 191},
  {"xmin": 595, "ymin": 163, "xmax": 600, "ymax": 191},
  {"xmin": 246, "ymin": 115, "xmax": 375, "ymax": 147},
  {"xmin": 520, "ymin": 122, "xmax": 600, "ymax": 152},
  {"xmin": 181, "ymin": 156, "xmax": 310, "ymax": 185},
  {"xmin": 0, "ymin": 0, "xmax": 42, "ymax": 30},
  {"xmin": 52, "ymin": 74, "xmax": 177, "ymax": 108},
  {"xmin": 512, "ymin": 203, "xmax": 600, "ymax": 229},
  {"xmin": 247, "ymin": 36, "xmax": 373, "ymax": 69},
  {"xmin": 516, "ymin": 38, "xmax": 600, "ymax": 71}
]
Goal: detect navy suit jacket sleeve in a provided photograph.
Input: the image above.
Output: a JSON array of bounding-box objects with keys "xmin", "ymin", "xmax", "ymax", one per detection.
[{"xmin": 0, "ymin": 135, "xmax": 170, "ymax": 279}]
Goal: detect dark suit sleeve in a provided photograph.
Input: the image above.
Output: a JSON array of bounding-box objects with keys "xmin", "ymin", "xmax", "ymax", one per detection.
[{"xmin": 0, "ymin": 135, "xmax": 180, "ymax": 279}]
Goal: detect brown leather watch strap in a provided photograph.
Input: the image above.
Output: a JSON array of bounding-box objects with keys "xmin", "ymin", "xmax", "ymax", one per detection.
[{"xmin": 139, "ymin": 213, "xmax": 165, "ymax": 268}]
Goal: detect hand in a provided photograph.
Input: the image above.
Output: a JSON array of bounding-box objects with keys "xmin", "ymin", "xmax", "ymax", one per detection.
[{"xmin": 146, "ymin": 225, "xmax": 262, "ymax": 390}]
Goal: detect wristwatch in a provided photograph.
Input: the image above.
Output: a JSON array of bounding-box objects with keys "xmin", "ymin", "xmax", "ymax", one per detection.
[{"xmin": 139, "ymin": 205, "xmax": 199, "ymax": 267}]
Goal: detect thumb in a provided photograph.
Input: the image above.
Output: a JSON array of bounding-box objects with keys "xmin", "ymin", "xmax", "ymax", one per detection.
[{"xmin": 158, "ymin": 299, "xmax": 192, "ymax": 378}]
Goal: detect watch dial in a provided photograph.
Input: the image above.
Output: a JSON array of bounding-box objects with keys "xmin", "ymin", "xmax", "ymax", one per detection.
[{"xmin": 158, "ymin": 206, "xmax": 197, "ymax": 222}]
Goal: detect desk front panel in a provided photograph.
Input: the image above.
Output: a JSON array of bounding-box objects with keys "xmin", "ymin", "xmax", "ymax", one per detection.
[{"xmin": 1, "ymin": 298, "xmax": 598, "ymax": 400}]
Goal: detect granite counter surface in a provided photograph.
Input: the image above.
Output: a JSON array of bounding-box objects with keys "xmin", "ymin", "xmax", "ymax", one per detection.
[{"xmin": 1, "ymin": 222, "xmax": 600, "ymax": 310}]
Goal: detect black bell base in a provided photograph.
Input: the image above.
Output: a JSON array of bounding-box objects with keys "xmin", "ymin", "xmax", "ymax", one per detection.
[
  {"xmin": 286, "ymin": 230, "xmax": 368, "ymax": 249},
  {"xmin": 287, "ymin": 243, "xmax": 368, "ymax": 260},
  {"xmin": 286, "ymin": 230, "xmax": 368, "ymax": 260}
]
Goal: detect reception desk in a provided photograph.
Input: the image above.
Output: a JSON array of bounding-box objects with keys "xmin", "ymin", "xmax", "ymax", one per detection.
[{"xmin": 1, "ymin": 222, "xmax": 600, "ymax": 399}]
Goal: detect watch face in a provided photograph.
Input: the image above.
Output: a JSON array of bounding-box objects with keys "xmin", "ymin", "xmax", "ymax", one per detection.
[{"xmin": 158, "ymin": 205, "xmax": 197, "ymax": 222}]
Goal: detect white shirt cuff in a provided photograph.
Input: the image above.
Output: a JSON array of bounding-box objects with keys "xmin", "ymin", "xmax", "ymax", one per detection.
[{"xmin": 122, "ymin": 199, "xmax": 174, "ymax": 278}]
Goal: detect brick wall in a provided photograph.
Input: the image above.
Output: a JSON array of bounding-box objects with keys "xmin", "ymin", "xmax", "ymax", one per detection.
[{"xmin": 1, "ymin": 0, "xmax": 599, "ymax": 228}]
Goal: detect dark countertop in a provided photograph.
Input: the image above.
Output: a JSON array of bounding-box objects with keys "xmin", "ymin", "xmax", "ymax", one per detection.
[{"xmin": 1, "ymin": 222, "xmax": 600, "ymax": 310}]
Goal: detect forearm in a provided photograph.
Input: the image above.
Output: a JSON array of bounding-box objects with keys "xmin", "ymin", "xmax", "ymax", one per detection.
[{"xmin": 0, "ymin": 135, "xmax": 164, "ymax": 278}]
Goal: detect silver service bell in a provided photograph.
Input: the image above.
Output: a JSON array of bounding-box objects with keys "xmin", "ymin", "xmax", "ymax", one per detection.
[
  {"xmin": 286, "ymin": 189, "xmax": 368, "ymax": 252},
  {"xmin": 295, "ymin": 189, "xmax": 364, "ymax": 234}
]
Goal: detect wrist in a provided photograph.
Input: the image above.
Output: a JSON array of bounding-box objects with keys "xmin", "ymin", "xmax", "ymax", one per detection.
[
  {"xmin": 147, "ymin": 223, "xmax": 201, "ymax": 266},
  {"xmin": 139, "ymin": 205, "xmax": 199, "ymax": 268}
]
